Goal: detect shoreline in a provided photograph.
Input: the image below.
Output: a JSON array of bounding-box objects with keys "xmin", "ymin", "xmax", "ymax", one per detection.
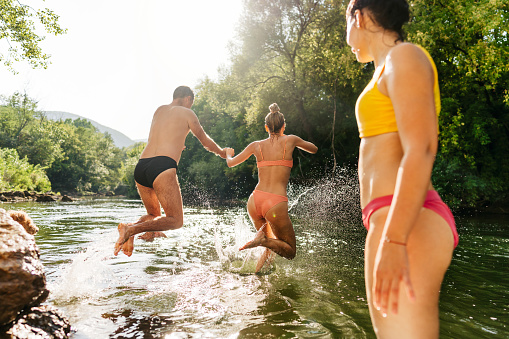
[
  {"xmin": 1, "ymin": 190, "xmax": 507, "ymax": 216},
  {"xmin": 0, "ymin": 190, "xmax": 83, "ymax": 203}
]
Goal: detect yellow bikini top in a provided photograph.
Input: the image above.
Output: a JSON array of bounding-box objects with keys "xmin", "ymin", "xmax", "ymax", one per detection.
[{"xmin": 355, "ymin": 45, "xmax": 441, "ymax": 138}]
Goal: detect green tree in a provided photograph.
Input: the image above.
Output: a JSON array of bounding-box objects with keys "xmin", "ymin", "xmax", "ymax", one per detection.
[
  {"xmin": 0, "ymin": 92, "xmax": 37, "ymax": 148},
  {"xmin": 120, "ymin": 141, "xmax": 146, "ymax": 198},
  {"xmin": 235, "ymin": 0, "xmax": 324, "ymax": 139},
  {"xmin": 0, "ymin": 147, "xmax": 51, "ymax": 192},
  {"xmin": 213, "ymin": 0, "xmax": 361, "ymax": 168},
  {"xmin": 408, "ymin": 0, "xmax": 509, "ymax": 207},
  {"xmin": 0, "ymin": 0, "xmax": 66, "ymax": 72},
  {"xmin": 178, "ymin": 80, "xmax": 252, "ymax": 200},
  {"xmin": 46, "ymin": 118, "xmax": 124, "ymax": 193},
  {"xmin": 0, "ymin": 92, "xmax": 64, "ymax": 168}
]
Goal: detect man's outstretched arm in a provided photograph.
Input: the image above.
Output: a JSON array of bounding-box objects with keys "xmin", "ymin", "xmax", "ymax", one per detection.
[{"xmin": 189, "ymin": 113, "xmax": 226, "ymax": 158}]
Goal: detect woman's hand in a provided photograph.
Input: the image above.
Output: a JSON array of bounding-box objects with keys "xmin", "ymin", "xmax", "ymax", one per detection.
[
  {"xmin": 225, "ymin": 147, "xmax": 235, "ymax": 158},
  {"xmin": 372, "ymin": 240, "xmax": 415, "ymax": 316}
]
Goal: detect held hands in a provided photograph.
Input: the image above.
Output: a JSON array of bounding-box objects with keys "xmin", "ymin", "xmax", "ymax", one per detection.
[
  {"xmin": 224, "ymin": 147, "xmax": 235, "ymax": 159},
  {"xmin": 372, "ymin": 239, "xmax": 415, "ymax": 317}
]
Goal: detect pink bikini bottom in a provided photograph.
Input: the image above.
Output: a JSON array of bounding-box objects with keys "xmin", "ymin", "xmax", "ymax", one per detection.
[{"xmin": 362, "ymin": 190, "xmax": 459, "ymax": 248}]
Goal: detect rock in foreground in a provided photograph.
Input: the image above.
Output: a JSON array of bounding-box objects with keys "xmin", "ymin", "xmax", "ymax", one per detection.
[
  {"xmin": 0, "ymin": 209, "xmax": 49, "ymax": 326},
  {"xmin": 4, "ymin": 305, "xmax": 71, "ymax": 339}
]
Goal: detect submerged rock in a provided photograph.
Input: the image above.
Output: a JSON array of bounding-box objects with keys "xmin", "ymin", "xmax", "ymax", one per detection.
[
  {"xmin": 60, "ymin": 195, "xmax": 73, "ymax": 202},
  {"xmin": 0, "ymin": 209, "xmax": 48, "ymax": 326},
  {"xmin": 0, "ymin": 191, "xmax": 71, "ymax": 203},
  {"xmin": 5, "ymin": 305, "xmax": 71, "ymax": 339},
  {"xmin": 35, "ymin": 194, "xmax": 57, "ymax": 202}
]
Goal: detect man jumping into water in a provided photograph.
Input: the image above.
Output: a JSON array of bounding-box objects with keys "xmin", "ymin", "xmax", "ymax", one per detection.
[{"xmin": 114, "ymin": 86, "xmax": 228, "ymax": 256}]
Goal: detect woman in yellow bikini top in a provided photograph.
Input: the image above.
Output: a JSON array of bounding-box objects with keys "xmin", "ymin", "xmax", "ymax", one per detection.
[
  {"xmin": 225, "ymin": 103, "xmax": 317, "ymax": 272},
  {"xmin": 356, "ymin": 46, "xmax": 441, "ymax": 138},
  {"xmin": 346, "ymin": 0, "xmax": 458, "ymax": 337}
]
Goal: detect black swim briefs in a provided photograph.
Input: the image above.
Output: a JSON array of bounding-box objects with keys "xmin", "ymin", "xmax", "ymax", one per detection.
[{"xmin": 134, "ymin": 156, "xmax": 178, "ymax": 188}]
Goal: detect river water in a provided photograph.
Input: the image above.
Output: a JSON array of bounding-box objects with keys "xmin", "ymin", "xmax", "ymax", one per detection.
[{"xmin": 2, "ymin": 179, "xmax": 508, "ymax": 338}]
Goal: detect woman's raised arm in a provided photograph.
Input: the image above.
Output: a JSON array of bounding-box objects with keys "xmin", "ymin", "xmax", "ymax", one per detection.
[
  {"xmin": 292, "ymin": 135, "xmax": 318, "ymax": 154},
  {"xmin": 226, "ymin": 142, "xmax": 256, "ymax": 168}
]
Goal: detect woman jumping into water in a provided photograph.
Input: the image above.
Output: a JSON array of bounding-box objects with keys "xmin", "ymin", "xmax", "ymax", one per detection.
[
  {"xmin": 225, "ymin": 103, "xmax": 317, "ymax": 272},
  {"xmin": 346, "ymin": 0, "xmax": 458, "ymax": 337}
]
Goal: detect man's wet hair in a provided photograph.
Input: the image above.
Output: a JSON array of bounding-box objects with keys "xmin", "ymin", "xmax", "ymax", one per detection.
[{"xmin": 173, "ymin": 86, "xmax": 194, "ymax": 101}]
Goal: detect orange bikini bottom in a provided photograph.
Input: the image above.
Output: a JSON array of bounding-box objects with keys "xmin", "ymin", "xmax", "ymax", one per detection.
[{"xmin": 252, "ymin": 190, "xmax": 288, "ymax": 219}]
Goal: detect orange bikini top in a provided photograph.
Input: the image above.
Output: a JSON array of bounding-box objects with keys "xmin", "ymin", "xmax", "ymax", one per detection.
[
  {"xmin": 355, "ymin": 45, "xmax": 441, "ymax": 138},
  {"xmin": 256, "ymin": 139, "xmax": 293, "ymax": 168}
]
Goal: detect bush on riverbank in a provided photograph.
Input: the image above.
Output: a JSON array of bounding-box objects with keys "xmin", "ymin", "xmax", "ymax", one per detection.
[{"xmin": 0, "ymin": 148, "xmax": 51, "ymax": 193}]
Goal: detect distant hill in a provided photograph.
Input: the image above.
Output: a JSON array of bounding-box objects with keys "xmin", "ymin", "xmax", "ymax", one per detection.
[{"xmin": 44, "ymin": 111, "xmax": 139, "ymax": 148}]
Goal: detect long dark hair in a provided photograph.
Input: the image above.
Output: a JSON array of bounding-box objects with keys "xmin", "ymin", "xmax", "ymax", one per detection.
[{"xmin": 347, "ymin": 0, "xmax": 410, "ymax": 43}]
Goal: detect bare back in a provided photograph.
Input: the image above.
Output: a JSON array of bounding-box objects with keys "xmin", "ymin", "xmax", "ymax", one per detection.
[
  {"xmin": 140, "ymin": 104, "xmax": 196, "ymax": 163},
  {"xmin": 255, "ymin": 136, "xmax": 294, "ymax": 196},
  {"xmin": 226, "ymin": 133, "xmax": 317, "ymax": 196}
]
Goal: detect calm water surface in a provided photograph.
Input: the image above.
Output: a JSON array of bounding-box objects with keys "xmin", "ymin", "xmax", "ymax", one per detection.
[{"xmin": 3, "ymin": 191, "xmax": 508, "ymax": 338}]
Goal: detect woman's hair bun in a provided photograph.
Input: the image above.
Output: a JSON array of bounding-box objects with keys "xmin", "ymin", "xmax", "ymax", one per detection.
[{"xmin": 269, "ymin": 103, "xmax": 280, "ymax": 113}]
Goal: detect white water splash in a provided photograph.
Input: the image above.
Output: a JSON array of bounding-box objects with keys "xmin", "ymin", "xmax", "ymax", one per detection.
[
  {"xmin": 51, "ymin": 230, "xmax": 115, "ymax": 301},
  {"xmin": 214, "ymin": 217, "xmax": 270, "ymax": 275}
]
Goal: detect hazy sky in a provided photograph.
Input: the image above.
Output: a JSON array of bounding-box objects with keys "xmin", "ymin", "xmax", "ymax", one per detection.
[{"xmin": 0, "ymin": 0, "xmax": 243, "ymax": 140}]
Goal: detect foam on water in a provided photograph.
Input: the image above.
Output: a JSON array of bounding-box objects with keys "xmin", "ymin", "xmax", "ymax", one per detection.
[
  {"xmin": 51, "ymin": 229, "xmax": 116, "ymax": 301},
  {"xmin": 214, "ymin": 216, "xmax": 274, "ymax": 275}
]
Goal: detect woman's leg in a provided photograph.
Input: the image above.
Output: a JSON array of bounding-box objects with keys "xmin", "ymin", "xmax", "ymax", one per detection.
[
  {"xmin": 244, "ymin": 195, "xmax": 273, "ymax": 271},
  {"xmin": 365, "ymin": 207, "xmax": 454, "ymax": 338},
  {"xmin": 241, "ymin": 199, "xmax": 296, "ymax": 260}
]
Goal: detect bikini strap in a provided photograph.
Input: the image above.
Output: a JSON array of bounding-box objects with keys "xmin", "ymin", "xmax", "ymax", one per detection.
[
  {"xmin": 374, "ymin": 62, "xmax": 386, "ymax": 82},
  {"xmin": 258, "ymin": 142, "xmax": 264, "ymax": 161}
]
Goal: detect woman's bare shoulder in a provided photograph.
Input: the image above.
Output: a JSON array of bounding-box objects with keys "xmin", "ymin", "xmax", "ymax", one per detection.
[{"xmin": 387, "ymin": 43, "xmax": 430, "ymax": 68}]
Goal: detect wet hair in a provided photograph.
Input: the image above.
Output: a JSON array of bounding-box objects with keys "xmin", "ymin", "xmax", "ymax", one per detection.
[
  {"xmin": 265, "ymin": 103, "xmax": 285, "ymax": 134},
  {"xmin": 173, "ymin": 86, "xmax": 194, "ymax": 101},
  {"xmin": 347, "ymin": 0, "xmax": 410, "ymax": 42}
]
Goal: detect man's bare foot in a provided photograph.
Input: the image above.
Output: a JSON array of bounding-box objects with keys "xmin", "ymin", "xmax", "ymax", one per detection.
[
  {"xmin": 121, "ymin": 236, "xmax": 135, "ymax": 256},
  {"xmin": 239, "ymin": 225, "xmax": 267, "ymax": 251},
  {"xmin": 138, "ymin": 231, "xmax": 167, "ymax": 242},
  {"xmin": 255, "ymin": 248, "xmax": 275, "ymax": 272},
  {"xmin": 114, "ymin": 223, "xmax": 131, "ymax": 256}
]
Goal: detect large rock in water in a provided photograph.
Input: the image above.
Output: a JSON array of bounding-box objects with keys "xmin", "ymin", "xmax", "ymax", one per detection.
[{"xmin": 0, "ymin": 209, "xmax": 49, "ymax": 326}]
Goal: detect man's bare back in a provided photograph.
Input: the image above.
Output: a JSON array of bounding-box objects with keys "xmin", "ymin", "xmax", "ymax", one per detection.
[
  {"xmin": 141, "ymin": 104, "xmax": 196, "ymax": 162},
  {"xmin": 114, "ymin": 86, "xmax": 227, "ymax": 257}
]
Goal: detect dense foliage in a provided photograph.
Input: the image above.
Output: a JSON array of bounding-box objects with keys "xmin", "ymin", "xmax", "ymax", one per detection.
[
  {"xmin": 0, "ymin": 147, "xmax": 51, "ymax": 192},
  {"xmin": 0, "ymin": 93, "xmax": 127, "ymax": 194},
  {"xmin": 409, "ymin": 0, "xmax": 509, "ymax": 207},
  {"xmin": 1, "ymin": 0, "xmax": 507, "ymax": 210}
]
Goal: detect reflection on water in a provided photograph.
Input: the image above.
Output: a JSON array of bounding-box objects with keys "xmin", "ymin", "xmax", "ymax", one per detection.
[{"xmin": 2, "ymin": 182, "xmax": 508, "ymax": 338}]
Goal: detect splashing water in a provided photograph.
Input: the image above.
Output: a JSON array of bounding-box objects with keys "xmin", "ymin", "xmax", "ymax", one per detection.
[
  {"xmin": 214, "ymin": 216, "xmax": 274, "ymax": 275},
  {"xmin": 289, "ymin": 167, "xmax": 361, "ymax": 225},
  {"xmin": 51, "ymin": 229, "xmax": 117, "ymax": 302}
]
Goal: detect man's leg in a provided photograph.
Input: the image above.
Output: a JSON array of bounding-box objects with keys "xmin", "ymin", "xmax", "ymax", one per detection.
[
  {"xmin": 136, "ymin": 183, "xmax": 167, "ymax": 242},
  {"xmin": 119, "ymin": 183, "xmax": 162, "ymax": 256},
  {"xmin": 114, "ymin": 169, "xmax": 183, "ymax": 256},
  {"xmin": 152, "ymin": 169, "xmax": 184, "ymax": 230}
]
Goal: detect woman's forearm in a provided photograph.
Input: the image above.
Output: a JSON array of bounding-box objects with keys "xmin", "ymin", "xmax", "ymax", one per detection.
[{"xmin": 383, "ymin": 149, "xmax": 435, "ymax": 242}]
